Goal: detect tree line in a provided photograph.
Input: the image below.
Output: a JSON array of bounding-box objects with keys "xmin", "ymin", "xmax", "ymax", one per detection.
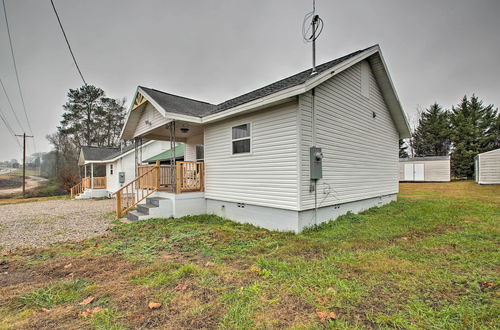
[{"xmin": 400, "ymin": 95, "xmax": 500, "ymax": 178}]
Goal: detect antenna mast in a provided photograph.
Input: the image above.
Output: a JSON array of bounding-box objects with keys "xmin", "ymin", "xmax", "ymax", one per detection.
[{"xmin": 302, "ymin": 0, "xmax": 324, "ymax": 75}]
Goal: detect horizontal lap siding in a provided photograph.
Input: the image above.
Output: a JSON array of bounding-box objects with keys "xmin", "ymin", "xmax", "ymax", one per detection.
[
  {"xmin": 479, "ymin": 149, "xmax": 500, "ymax": 184},
  {"xmin": 204, "ymin": 101, "xmax": 299, "ymax": 210},
  {"xmin": 300, "ymin": 61, "xmax": 399, "ymax": 210},
  {"xmin": 134, "ymin": 103, "xmax": 168, "ymax": 137}
]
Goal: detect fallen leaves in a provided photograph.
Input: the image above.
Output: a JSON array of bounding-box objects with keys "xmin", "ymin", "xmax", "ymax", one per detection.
[
  {"xmin": 174, "ymin": 284, "xmax": 188, "ymax": 291},
  {"xmin": 316, "ymin": 311, "xmax": 337, "ymax": 322},
  {"xmin": 80, "ymin": 307, "xmax": 103, "ymax": 317},
  {"xmin": 63, "ymin": 263, "xmax": 72, "ymax": 269},
  {"xmin": 79, "ymin": 296, "xmax": 95, "ymax": 306},
  {"xmin": 148, "ymin": 302, "xmax": 162, "ymax": 310},
  {"xmin": 481, "ymin": 281, "xmax": 497, "ymax": 289}
]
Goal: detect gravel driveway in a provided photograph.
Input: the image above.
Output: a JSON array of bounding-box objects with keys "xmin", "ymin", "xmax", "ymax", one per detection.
[{"xmin": 0, "ymin": 199, "xmax": 115, "ymax": 251}]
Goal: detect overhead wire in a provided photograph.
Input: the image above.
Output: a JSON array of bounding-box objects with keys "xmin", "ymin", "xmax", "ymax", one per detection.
[
  {"xmin": 49, "ymin": 0, "xmax": 87, "ymax": 86},
  {"xmin": 0, "ymin": 76, "xmax": 25, "ymax": 132},
  {"xmin": 2, "ymin": 0, "xmax": 34, "ymax": 136},
  {"xmin": 0, "ymin": 104, "xmax": 22, "ymax": 149},
  {"xmin": 2, "ymin": 0, "xmax": 39, "ymax": 168}
]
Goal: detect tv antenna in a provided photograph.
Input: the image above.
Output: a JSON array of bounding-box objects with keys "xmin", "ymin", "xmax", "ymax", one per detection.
[{"xmin": 302, "ymin": 0, "xmax": 324, "ymax": 75}]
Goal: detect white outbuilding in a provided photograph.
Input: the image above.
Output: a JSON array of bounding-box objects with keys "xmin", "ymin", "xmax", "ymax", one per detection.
[
  {"xmin": 399, "ymin": 156, "xmax": 451, "ymax": 182},
  {"xmin": 475, "ymin": 148, "xmax": 500, "ymax": 184}
]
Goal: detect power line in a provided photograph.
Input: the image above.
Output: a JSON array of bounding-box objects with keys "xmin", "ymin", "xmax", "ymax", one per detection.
[
  {"xmin": 2, "ymin": 0, "xmax": 34, "ymax": 136},
  {"xmin": 0, "ymin": 76, "xmax": 25, "ymax": 132},
  {"xmin": 0, "ymin": 104, "xmax": 22, "ymax": 149},
  {"xmin": 50, "ymin": 0, "xmax": 87, "ymax": 86}
]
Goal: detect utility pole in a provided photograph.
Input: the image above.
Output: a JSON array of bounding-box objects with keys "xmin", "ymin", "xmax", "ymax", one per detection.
[{"xmin": 15, "ymin": 133, "xmax": 34, "ymax": 198}]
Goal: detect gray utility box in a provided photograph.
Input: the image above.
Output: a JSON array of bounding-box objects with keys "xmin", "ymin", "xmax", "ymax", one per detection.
[
  {"xmin": 119, "ymin": 172, "xmax": 125, "ymax": 184},
  {"xmin": 310, "ymin": 146, "xmax": 323, "ymax": 179}
]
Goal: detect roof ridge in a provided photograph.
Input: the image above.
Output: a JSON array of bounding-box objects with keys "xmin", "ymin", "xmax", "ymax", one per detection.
[{"xmin": 139, "ymin": 86, "xmax": 215, "ymax": 106}]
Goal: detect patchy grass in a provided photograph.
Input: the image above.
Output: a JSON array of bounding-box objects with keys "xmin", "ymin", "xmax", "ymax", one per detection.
[
  {"xmin": 0, "ymin": 181, "xmax": 498, "ymax": 329},
  {"xmin": 18, "ymin": 279, "xmax": 95, "ymax": 309}
]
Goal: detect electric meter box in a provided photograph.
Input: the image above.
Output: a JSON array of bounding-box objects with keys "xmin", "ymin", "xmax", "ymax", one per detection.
[
  {"xmin": 310, "ymin": 146, "xmax": 323, "ymax": 179},
  {"xmin": 119, "ymin": 172, "xmax": 125, "ymax": 184}
]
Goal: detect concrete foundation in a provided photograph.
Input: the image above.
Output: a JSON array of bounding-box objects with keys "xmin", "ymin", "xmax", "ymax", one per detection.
[{"xmin": 207, "ymin": 194, "xmax": 397, "ymax": 233}]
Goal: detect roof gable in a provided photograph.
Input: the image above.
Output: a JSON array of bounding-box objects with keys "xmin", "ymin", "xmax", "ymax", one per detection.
[{"xmin": 121, "ymin": 45, "xmax": 411, "ymax": 139}]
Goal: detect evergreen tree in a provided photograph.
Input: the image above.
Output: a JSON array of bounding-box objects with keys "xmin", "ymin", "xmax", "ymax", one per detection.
[
  {"xmin": 450, "ymin": 95, "xmax": 499, "ymax": 178},
  {"xmin": 411, "ymin": 103, "xmax": 451, "ymax": 157},
  {"xmin": 58, "ymin": 85, "xmax": 126, "ymax": 148},
  {"xmin": 399, "ymin": 139, "xmax": 409, "ymax": 158}
]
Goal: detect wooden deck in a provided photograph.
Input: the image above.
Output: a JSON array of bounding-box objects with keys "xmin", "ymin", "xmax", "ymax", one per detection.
[{"xmin": 115, "ymin": 161, "xmax": 204, "ymax": 217}]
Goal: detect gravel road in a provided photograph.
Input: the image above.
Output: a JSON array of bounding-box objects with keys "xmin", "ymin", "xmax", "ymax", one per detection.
[{"xmin": 0, "ymin": 198, "xmax": 115, "ymax": 251}]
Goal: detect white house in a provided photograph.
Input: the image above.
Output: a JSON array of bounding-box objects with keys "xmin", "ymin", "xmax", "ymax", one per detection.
[
  {"xmin": 399, "ymin": 156, "xmax": 451, "ymax": 182},
  {"xmin": 116, "ymin": 45, "xmax": 411, "ymax": 233},
  {"xmin": 72, "ymin": 141, "xmax": 171, "ymax": 198},
  {"xmin": 475, "ymin": 148, "xmax": 500, "ymax": 184}
]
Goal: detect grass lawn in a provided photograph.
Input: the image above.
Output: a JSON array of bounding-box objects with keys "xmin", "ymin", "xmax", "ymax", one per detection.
[{"xmin": 0, "ymin": 181, "xmax": 498, "ymax": 329}]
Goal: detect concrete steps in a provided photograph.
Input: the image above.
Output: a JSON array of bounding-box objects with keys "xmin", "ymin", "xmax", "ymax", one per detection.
[{"xmin": 126, "ymin": 197, "xmax": 173, "ymax": 222}]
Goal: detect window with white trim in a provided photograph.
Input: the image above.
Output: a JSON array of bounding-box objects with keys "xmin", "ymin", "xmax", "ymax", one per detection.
[{"xmin": 232, "ymin": 123, "xmax": 251, "ymax": 154}]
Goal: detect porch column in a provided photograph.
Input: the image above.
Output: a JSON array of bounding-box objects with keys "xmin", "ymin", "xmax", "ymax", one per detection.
[
  {"xmin": 91, "ymin": 163, "xmax": 94, "ymax": 189},
  {"xmin": 84, "ymin": 164, "xmax": 87, "ymax": 178}
]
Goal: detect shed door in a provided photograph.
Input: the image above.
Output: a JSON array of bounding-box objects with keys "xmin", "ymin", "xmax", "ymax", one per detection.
[
  {"xmin": 404, "ymin": 164, "xmax": 414, "ymax": 181},
  {"xmin": 414, "ymin": 164, "xmax": 425, "ymax": 181}
]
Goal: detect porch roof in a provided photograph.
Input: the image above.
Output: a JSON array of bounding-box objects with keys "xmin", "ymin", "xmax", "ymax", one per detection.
[{"xmin": 144, "ymin": 144, "xmax": 184, "ymax": 162}]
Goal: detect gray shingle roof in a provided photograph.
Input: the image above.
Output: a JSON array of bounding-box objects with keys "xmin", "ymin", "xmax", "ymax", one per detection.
[
  {"xmin": 139, "ymin": 46, "xmax": 371, "ymax": 118},
  {"xmin": 139, "ymin": 87, "xmax": 216, "ymax": 117},
  {"xmin": 81, "ymin": 146, "xmax": 120, "ymax": 161},
  {"xmin": 102, "ymin": 144, "xmax": 135, "ymax": 161}
]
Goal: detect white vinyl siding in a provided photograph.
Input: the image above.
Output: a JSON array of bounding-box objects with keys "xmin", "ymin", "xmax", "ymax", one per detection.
[
  {"xmin": 299, "ymin": 60, "xmax": 399, "ymax": 210},
  {"xmin": 133, "ymin": 103, "xmax": 168, "ymax": 137},
  {"xmin": 204, "ymin": 101, "xmax": 299, "ymax": 210},
  {"xmin": 399, "ymin": 159, "xmax": 451, "ymax": 182},
  {"xmin": 106, "ymin": 141, "xmax": 170, "ymax": 193},
  {"xmin": 477, "ymin": 149, "xmax": 500, "ymax": 184}
]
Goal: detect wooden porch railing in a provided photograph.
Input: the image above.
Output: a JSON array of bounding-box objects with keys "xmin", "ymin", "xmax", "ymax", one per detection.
[
  {"xmin": 70, "ymin": 176, "xmax": 106, "ymax": 198},
  {"xmin": 176, "ymin": 161, "xmax": 204, "ymax": 193},
  {"xmin": 115, "ymin": 162, "xmax": 160, "ymax": 218},
  {"xmin": 114, "ymin": 161, "xmax": 204, "ymax": 218}
]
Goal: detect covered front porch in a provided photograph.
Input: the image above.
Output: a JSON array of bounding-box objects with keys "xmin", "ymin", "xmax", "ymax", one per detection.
[
  {"xmin": 116, "ymin": 88, "xmax": 208, "ymax": 218},
  {"xmin": 70, "ymin": 162, "xmax": 107, "ymax": 199}
]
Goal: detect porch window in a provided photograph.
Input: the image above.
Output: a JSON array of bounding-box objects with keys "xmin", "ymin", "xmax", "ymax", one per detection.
[
  {"xmin": 196, "ymin": 145, "xmax": 204, "ymax": 161},
  {"xmin": 110, "ymin": 164, "xmax": 113, "ymax": 175},
  {"xmin": 232, "ymin": 123, "xmax": 251, "ymax": 154}
]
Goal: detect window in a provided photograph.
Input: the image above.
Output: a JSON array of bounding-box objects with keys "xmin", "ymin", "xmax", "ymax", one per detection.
[
  {"xmin": 196, "ymin": 145, "xmax": 204, "ymax": 161},
  {"xmin": 110, "ymin": 164, "xmax": 113, "ymax": 175},
  {"xmin": 232, "ymin": 123, "xmax": 251, "ymax": 154}
]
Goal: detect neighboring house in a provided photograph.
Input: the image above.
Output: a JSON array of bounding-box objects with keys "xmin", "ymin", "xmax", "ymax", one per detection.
[
  {"xmin": 117, "ymin": 44, "xmax": 411, "ymax": 233},
  {"xmin": 73, "ymin": 141, "xmax": 171, "ymax": 198},
  {"xmin": 475, "ymin": 148, "xmax": 500, "ymax": 184},
  {"xmin": 399, "ymin": 156, "xmax": 451, "ymax": 182}
]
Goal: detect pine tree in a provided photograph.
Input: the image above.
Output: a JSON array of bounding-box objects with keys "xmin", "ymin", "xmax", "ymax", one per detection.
[
  {"xmin": 58, "ymin": 85, "xmax": 125, "ymax": 148},
  {"xmin": 450, "ymin": 95, "xmax": 499, "ymax": 178},
  {"xmin": 399, "ymin": 139, "xmax": 409, "ymax": 158},
  {"xmin": 411, "ymin": 103, "xmax": 451, "ymax": 157}
]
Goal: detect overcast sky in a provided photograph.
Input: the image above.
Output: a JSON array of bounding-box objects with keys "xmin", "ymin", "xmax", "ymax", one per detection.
[{"xmin": 1, "ymin": 0, "xmax": 499, "ymax": 161}]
